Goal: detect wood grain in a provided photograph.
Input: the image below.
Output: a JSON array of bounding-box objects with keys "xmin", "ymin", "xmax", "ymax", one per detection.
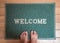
[
  {"xmin": 6, "ymin": 0, "xmax": 59, "ymax": 3},
  {"xmin": 0, "ymin": 30, "xmax": 5, "ymax": 38},
  {"xmin": 56, "ymin": 15, "xmax": 60, "ymax": 23},
  {"xmin": 56, "ymin": 23, "xmax": 60, "ymax": 29},
  {"xmin": 56, "ymin": 30, "xmax": 60, "ymax": 37},
  {"xmin": 56, "ymin": 7, "xmax": 60, "ymax": 15},
  {"xmin": 0, "ymin": 0, "xmax": 60, "ymax": 8},
  {"xmin": 0, "ymin": 0, "xmax": 6, "ymax": 8},
  {"xmin": 0, "ymin": 8, "xmax": 5, "ymax": 16}
]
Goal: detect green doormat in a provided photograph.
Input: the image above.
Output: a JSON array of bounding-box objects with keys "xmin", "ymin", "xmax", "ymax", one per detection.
[{"xmin": 5, "ymin": 3, "xmax": 55, "ymax": 39}]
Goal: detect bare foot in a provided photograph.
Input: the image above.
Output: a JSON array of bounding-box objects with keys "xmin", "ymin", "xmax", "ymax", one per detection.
[
  {"xmin": 20, "ymin": 31, "xmax": 28, "ymax": 43},
  {"xmin": 31, "ymin": 31, "xmax": 38, "ymax": 43}
]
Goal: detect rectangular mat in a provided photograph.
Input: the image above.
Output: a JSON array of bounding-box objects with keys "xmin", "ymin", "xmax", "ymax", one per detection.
[{"xmin": 5, "ymin": 3, "xmax": 55, "ymax": 39}]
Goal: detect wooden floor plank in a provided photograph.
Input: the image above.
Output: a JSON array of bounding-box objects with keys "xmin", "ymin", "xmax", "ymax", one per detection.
[
  {"xmin": 0, "ymin": 16, "xmax": 5, "ymax": 23},
  {"xmin": 0, "ymin": 8, "xmax": 5, "ymax": 16},
  {"xmin": 0, "ymin": 0, "xmax": 6, "ymax": 8},
  {"xmin": 56, "ymin": 23, "xmax": 60, "ymax": 29},
  {"xmin": 0, "ymin": 30, "xmax": 5, "ymax": 38},
  {"xmin": 56, "ymin": 15, "xmax": 60, "ymax": 23},
  {"xmin": 56, "ymin": 30, "xmax": 60, "ymax": 37},
  {"xmin": 6, "ymin": 0, "xmax": 59, "ymax": 3},
  {"xmin": 0, "ymin": 0, "xmax": 60, "ymax": 8},
  {"xmin": 56, "ymin": 7, "xmax": 60, "ymax": 15},
  {"xmin": 6, "ymin": 40, "xmax": 20, "ymax": 43},
  {"xmin": 0, "ymin": 39, "xmax": 6, "ymax": 43},
  {"xmin": 6, "ymin": 0, "xmax": 60, "ymax": 8}
]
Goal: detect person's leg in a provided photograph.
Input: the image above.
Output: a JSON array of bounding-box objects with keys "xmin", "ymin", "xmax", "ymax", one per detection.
[
  {"xmin": 20, "ymin": 31, "xmax": 28, "ymax": 43},
  {"xmin": 31, "ymin": 31, "xmax": 38, "ymax": 43}
]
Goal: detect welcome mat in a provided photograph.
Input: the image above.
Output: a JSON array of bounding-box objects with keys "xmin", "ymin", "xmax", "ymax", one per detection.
[{"xmin": 5, "ymin": 3, "xmax": 55, "ymax": 39}]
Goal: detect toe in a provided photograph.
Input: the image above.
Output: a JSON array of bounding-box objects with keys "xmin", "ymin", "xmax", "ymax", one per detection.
[
  {"xmin": 20, "ymin": 31, "xmax": 25, "ymax": 39},
  {"xmin": 34, "ymin": 31, "xmax": 37, "ymax": 35},
  {"xmin": 31, "ymin": 31, "xmax": 34, "ymax": 35}
]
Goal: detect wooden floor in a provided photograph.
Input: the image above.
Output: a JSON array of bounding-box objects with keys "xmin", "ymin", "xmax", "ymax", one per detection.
[{"xmin": 0, "ymin": 0, "xmax": 60, "ymax": 43}]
